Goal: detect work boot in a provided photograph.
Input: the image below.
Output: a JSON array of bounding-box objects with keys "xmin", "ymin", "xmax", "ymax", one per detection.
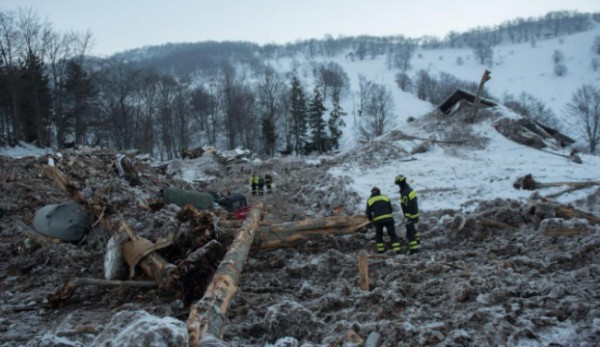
[{"xmin": 409, "ymin": 249, "xmax": 420, "ymax": 255}]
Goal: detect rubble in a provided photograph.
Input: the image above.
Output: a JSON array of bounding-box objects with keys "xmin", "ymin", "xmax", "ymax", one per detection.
[{"xmin": 0, "ymin": 146, "xmax": 599, "ymax": 346}]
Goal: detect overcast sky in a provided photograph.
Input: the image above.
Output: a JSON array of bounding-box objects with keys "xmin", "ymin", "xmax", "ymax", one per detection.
[{"xmin": 2, "ymin": 0, "xmax": 599, "ymax": 56}]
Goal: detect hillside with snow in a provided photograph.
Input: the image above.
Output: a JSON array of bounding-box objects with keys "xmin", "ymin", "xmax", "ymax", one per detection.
[
  {"xmin": 239, "ymin": 23, "xmax": 600, "ymax": 214},
  {"xmin": 261, "ymin": 23, "xmax": 600, "ymax": 149}
]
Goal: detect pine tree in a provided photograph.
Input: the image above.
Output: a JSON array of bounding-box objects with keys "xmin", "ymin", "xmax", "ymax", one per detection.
[
  {"xmin": 289, "ymin": 76, "xmax": 307, "ymax": 155},
  {"xmin": 328, "ymin": 89, "xmax": 346, "ymax": 150},
  {"xmin": 19, "ymin": 50, "xmax": 51, "ymax": 146},
  {"xmin": 307, "ymin": 86, "xmax": 327, "ymax": 153}
]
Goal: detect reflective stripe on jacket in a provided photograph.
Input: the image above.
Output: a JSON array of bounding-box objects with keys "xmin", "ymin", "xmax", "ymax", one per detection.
[
  {"xmin": 400, "ymin": 185, "xmax": 419, "ymax": 220},
  {"xmin": 366, "ymin": 194, "xmax": 394, "ymax": 223}
]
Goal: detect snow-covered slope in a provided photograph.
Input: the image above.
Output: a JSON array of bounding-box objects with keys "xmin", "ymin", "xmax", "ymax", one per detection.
[
  {"xmin": 267, "ymin": 23, "xmax": 600, "ymax": 147},
  {"xmin": 250, "ymin": 25, "xmax": 600, "ymax": 215},
  {"xmin": 329, "ymin": 107, "xmax": 600, "ymax": 214}
]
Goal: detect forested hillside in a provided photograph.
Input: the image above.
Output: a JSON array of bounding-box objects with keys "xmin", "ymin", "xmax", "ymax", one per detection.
[{"xmin": 1, "ymin": 10, "xmax": 599, "ymax": 157}]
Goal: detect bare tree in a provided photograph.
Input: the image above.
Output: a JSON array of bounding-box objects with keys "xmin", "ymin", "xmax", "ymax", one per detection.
[
  {"xmin": 0, "ymin": 9, "xmax": 21, "ymax": 145},
  {"xmin": 47, "ymin": 30, "xmax": 77, "ymax": 148},
  {"xmin": 216, "ymin": 63, "xmax": 257, "ymax": 150},
  {"xmin": 356, "ymin": 74, "xmax": 374, "ymax": 118},
  {"xmin": 95, "ymin": 58, "xmax": 143, "ymax": 150},
  {"xmin": 359, "ymin": 83, "xmax": 395, "ymax": 140},
  {"xmin": 155, "ymin": 74, "xmax": 178, "ymax": 159},
  {"xmin": 388, "ymin": 42, "xmax": 416, "ymax": 71},
  {"xmin": 567, "ymin": 84, "xmax": 600, "ymax": 154},
  {"xmin": 190, "ymin": 85, "xmax": 217, "ymax": 147},
  {"xmin": 470, "ymin": 38, "xmax": 494, "ymax": 66},
  {"xmin": 503, "ymin": 92, "xmax": 560, "ymax": 128},
  {"xmin": 394, "ymin": 72, "xmax": 412, "ymax": 92},
  {"xmin": 314, "ymin": 61, "xmax": 349, "ymax": 101},
  {"xmin": 257, "ymin": 66, "xmax": 284, "ymax": 156}
]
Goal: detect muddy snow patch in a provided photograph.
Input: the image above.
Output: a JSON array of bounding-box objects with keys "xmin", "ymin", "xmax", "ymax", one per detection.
[{"xmin": 91, "ymin": 310, "xmax": 187, "ymax": 347}]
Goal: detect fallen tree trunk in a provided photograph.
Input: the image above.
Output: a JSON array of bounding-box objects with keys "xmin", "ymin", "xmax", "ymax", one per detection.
[
  {"xmin": 210, "ymin": 214, "xmax": 369, "ymax": 250},
  {"xmin": 555, "ymin": 206, "xmax": 600, "ymax": 225},
  {"xmin": 187, "ymin": 202, "xmax": 264, "ymax": 346},
  {"xmin": 252, "ymin": 216, "xmax": 369, "ymax": 250},
  {"xmin": 47, "ymin": 278, "xmax": 157, "ymax": 308},
  {"xmin": 543, "ymin": 227, "xmax": 588, "ymax": 237},
  {"xmin": 514, "ymin": 174, "xmax": 600, "ymax": 191}
]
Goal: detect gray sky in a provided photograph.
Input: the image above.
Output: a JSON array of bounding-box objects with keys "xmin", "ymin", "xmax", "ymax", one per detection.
[{"xmin": 2, "ymin": 0, "xmax": 599, "ymax": 56}]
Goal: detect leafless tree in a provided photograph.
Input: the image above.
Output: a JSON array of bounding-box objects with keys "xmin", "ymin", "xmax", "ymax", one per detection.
[
  {"xmin": 567, "ymin": 84, "xmax": 600, "ymax": 154},
  {"xmin": 95, "ymin": 58, "xmax": 143, "ymax": 150},
  {"xmin": 17, "ymin": 8, "xmax": 52, "ymax": 146},
  {"xmin": 0, "ymin": 9, "xmax": 21, "ymax": 145},
  {"xmin": 388, "ymin": 42, "xmax": 416, "ymax": 71},
  {"xmin": 257, "ymin": 65, "xmax": 285, "ymax": 156},
  {"xmin": 470, "ymin": 38, "xmax": 494, "ymax": 66},
  {"xmin": 356, "ymin": 74, "xmax": 374, "ymax": 118},
  {"xmin": 217, "ymin": 64, "xmax": 258, "ymax": 150},
  {"xmin": 190, "ymin": 85, "xmax": 217, "ymax": 147},
  {"xmin": 314, "ymin": 61, "xmax": 349, "ymax": 101},
  {"xmin": 359, "ymin": 83, "xmax": 395, "ymax": 140}
]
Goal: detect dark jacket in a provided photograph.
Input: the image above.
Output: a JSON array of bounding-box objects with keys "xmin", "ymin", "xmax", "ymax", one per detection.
[
  {"xmin": 365, "ymin": 193, "xmax": 394, "ymax": 224},
  {"xmin": 399, "ymin": 183, "xmax": 419, "ymax": 221}
]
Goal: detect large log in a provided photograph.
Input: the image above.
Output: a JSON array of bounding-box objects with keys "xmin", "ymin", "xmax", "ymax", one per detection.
[
  {"xmin": 209, "ymin": 213, "xmax": 369, "ymax": 250},
  {"xmin": 543, "ymin": 227, "xmax": 588, "ymax": 237},
  {"xmin": 48, "ymin": 278, "xmax": 157, "ymax": 308},
  {"xmin": 555, "ymin": 206, "xmax": 600, "ymax": 225},
  {"xmin": 187, "ymin": 202, "xmax": 264, "ymax": 346},
  {"xmin": 514, "ymin": 174, "xmax": 600, "ymax": 191},
  {"xmin": 252, "ymin": 216, "xmax": 368, "ymax": 250}
]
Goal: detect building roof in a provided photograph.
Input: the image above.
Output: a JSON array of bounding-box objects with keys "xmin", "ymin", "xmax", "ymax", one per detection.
[{"xmin": 438, "ymin": 88, "xmax": 497, "ymax": 115}]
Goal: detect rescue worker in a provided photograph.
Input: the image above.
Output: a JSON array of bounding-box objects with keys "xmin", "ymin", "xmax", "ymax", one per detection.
[
  {"xmin": 395, "ymin": 175, "xmax": 420, "ymax": 254},
  {"xmin": 365, "ymin": 187, "xmax": 402, "ymax": 254},
  {"xmin": 250, "ymin": 174, "xmax": 259, "ymax": 195},
  {"xmin": 265, "ymin": 174, "xmax": 273, "ymax": 194},
  {"xmin": 258, "ymin": 175, "xmax": 265, "ymax": 196}
]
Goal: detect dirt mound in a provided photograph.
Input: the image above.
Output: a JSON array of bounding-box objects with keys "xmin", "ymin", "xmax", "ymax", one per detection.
[{"xmin": 1, "ymin": 148, "xmax": 599, "ymax": 346}]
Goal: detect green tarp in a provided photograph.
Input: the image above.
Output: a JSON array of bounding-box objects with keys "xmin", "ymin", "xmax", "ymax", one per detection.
[{"xmin": 161, "ymin": 188, "xmax": 214, "ymax": 211}]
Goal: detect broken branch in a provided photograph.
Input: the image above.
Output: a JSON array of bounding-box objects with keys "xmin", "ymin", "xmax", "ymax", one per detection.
[{"xmin": 47, "ymin": 277, "xmax": 157, "ymax": 308}]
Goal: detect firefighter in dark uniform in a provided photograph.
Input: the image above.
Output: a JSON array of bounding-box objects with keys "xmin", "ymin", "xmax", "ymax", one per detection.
[
  {"xmin": 265, "ymin": 174, "xmax": 273, "ymax": 194},
  {"xmin": 365, "ymin": 187, "xmax": 402, "ymax": 254},
  {"xmin": 250, "ymin": 174, "xmax": 259, "ymax": 195},
  {"xmin": 258, "ymin": 175, "xmax": 265, "ymax": 196},
  {"xmin": 395, "ymin": 175, "xmax": 420, "ymax": 254}
]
